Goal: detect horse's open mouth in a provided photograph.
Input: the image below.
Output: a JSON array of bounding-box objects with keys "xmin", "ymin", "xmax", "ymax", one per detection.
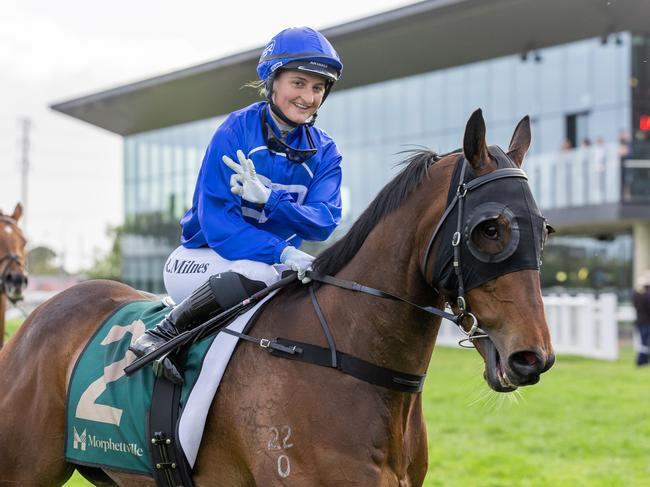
[
  {"xmin": 482, "ymin": 338, "xmax": 518, "ymax": 393},
  {"xmin": 7, "ymin": 290, "xmax": 24, "ymax": 304}
]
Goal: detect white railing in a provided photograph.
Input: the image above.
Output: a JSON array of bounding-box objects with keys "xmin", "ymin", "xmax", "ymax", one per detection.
[
  {"xmin": 436, "ymin": 293, "xmax": 619, "ymax": 360},
  {"xmin": 525, "ymin": 143, "xmax": 621, "ymax": 210}
]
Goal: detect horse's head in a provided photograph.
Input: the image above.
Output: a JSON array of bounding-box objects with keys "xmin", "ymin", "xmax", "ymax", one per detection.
[
  {"xmin": 0, "ymin": 203, "xmax": 28, "ymax": 303},
  {"xmin": 423, "ymin": 110, "xmax": 554, "ymax": 392}
]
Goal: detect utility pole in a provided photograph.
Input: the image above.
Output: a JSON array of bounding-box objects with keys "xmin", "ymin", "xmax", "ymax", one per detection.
[{"xmin": 18, "ymin": 117, "xmax": 31, "ymax": 232}]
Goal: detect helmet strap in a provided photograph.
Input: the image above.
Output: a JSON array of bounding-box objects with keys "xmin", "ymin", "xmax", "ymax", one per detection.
[
  {"xmin": 322, "ymin": 80, "xmax": 334, "ymax": 103},
  {"xmin": 268, "ymin": 100, "xmax": 299, "ymax": 128}
]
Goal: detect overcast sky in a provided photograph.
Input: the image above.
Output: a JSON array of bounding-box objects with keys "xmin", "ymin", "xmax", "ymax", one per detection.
[{"xmin": 0, "ymin": 0, "xmax": 414, "ymax": 271}]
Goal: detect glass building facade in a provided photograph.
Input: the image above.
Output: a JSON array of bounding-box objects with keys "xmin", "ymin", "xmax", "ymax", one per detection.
[{"xmin": 122, "ymin": 33, "xmax": 637, "ymax": 294}]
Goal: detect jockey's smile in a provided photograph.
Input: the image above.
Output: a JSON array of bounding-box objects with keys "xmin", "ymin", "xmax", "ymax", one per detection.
[{"xmin": 272, "ymin": 70, "xmax": 327, "ymax": 125}]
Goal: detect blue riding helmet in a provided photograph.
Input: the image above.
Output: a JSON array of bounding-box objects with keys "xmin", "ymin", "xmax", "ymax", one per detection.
[
  {"xmin": 257, "ymin": 27, "xmax": 343, "ymax": 85},
  {"xmin": 257, "ymin": 27, "xmax": 343, "ymax": 155}
]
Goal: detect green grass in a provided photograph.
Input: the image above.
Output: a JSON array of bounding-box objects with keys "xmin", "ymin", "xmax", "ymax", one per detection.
[
  {"xmin": 5, "ymin": 318, "xmax": 22, "ymax": 338},
  {"xmin": 423, "ymin": 346, "xmax": 650, "ymax": 487},
  {"xmin": 62, "ymin": 472, "xmax": 92, "ymax": 486},
  {"xmin": 5, "ymin": 319, "xmax": 650, "ymax": 486}
]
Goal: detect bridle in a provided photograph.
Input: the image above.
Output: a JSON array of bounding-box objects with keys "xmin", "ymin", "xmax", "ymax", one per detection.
[
  {"xmin": 419, "ymin": 152, "xmax": 532, "ymax": 345},
  {"xmin": 0, "ymin": 216, "xmax": 26, "ymax": 301}
]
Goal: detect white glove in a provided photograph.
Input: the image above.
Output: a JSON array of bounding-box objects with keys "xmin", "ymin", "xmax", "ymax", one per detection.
[
  {"xmin": 280, "ymin": 246, "xmax": 314, "ymax": 284},
  {"xmin": 222, "ymin": 150, "xmax": 271, "ymax": 205}
]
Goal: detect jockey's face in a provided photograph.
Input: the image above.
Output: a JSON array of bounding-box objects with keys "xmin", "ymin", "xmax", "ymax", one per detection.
[{"xmin": 272, "ymin": 70, "xmax": 327, "ymax": 124}]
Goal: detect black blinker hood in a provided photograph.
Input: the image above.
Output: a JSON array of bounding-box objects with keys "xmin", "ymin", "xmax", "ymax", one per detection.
[{"xmin": 431, "ymin": 146, "xmax": 547, "ymax": 300}]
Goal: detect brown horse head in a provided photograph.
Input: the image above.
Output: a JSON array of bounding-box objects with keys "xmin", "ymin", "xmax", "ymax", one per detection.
[
  {"xmin": 0, "ymin": 203, "xmax": 28, "ymax": 303},
  {"xmin": 426, "ymin": 109, "xmax": 554, "ymax": 393}
]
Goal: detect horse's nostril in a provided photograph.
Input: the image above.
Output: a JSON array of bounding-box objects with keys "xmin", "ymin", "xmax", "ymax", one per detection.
[
  {"xmin": 4, "ymin": 272, "xmax": 28, "ymax": 289},
  {"xmin": 508, "ymin": 350, "xmax": 543, "ymax": 377},
  {"xmin": 521, "ymin": 351, "xmax": 538, "ymax": 366}
]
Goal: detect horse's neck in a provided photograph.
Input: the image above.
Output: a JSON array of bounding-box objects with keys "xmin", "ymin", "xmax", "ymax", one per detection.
[{"xmin": 322, "ymin": 201, "xmax": 444, "ymax": 376}]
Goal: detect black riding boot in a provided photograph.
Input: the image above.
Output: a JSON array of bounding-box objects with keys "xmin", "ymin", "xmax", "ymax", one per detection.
[
  {"xmin": 129, "ymin": 272, "xmax": 267, "ymax": 384},
  {"xmin": 129, "ymin": 277, "xmax": 223, "ymax": 383}
]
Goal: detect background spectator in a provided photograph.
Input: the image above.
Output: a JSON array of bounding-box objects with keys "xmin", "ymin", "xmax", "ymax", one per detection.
[{"xmin": 633, "ymin": 270, "xmax": 650, "ymax": 366}]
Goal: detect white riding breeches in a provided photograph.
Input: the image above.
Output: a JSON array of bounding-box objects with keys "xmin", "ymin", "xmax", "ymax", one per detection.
[{"xmin": 163, "ymin": 245, "xmax": 282, "ymax": 304}]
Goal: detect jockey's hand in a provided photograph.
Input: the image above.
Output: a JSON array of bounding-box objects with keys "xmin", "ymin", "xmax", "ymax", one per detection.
[
  {"xmin": 222, "ymin": 150, "xmax": 271, "ymax": 205},
  {"xmin": 280, "ymin": 246, "xmax": 314, "ymax": 284}
]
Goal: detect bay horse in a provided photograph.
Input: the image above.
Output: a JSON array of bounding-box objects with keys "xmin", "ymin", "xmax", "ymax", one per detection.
[
  {"xmin": 0, "ymin": 111, "xmax": 554, "ymax": 486},
  {"xmin": 0, "ymin": 203, "xmax": 28, "ymax": 349}
]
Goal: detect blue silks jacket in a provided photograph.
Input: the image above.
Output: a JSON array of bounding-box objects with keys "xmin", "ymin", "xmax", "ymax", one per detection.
[{"xmin": 180, "ymin": 102, "xmax": 343, "ymax": 264}]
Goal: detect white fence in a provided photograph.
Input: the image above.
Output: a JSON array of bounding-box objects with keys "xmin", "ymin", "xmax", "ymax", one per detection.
[
  {"xmin": 525, "ymin": 143, "xmax": 622, "ymax": 210},
  {"xmin": 436, "ymin": 293, "xmax": 619, "ymax": 360}
]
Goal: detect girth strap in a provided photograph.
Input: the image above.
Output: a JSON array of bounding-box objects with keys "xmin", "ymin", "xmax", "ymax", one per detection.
[
  {"xmin": 270, "ymin": 338, "xmax": 426, "ymax": 393},
  {"xmin": 149, "ymin": 373, "xmax": 194, "ymax": 487}
]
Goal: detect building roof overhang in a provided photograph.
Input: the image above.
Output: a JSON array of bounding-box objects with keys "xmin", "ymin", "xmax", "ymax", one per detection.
[{"xmin": 51, "ymin": 0, "xmax": 650, "ymax": 135}]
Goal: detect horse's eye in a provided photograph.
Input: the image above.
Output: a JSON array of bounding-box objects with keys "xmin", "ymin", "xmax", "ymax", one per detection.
[{"xmin": 481, "ymin": 222, "xmax": 499, "ymax": 240}]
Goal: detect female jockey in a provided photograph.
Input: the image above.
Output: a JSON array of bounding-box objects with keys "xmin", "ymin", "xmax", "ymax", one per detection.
[{"xmin": 130, "ymin": 27, "xmax": 344, "ymax": 383}]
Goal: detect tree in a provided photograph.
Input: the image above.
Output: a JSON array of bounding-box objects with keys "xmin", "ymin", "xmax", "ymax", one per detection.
[
  {"xmin": 86, "ymin": 225, "xmax": 123, "ymax": 281},
  {"xmin": 26, "ymin": 246, "xmax": 62, "ymax": 275}
]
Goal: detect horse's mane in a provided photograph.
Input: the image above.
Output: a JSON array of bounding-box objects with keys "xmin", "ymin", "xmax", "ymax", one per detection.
[{"xmin": 314, "ymin": 149, "xmax": 459, "ymax": 276}]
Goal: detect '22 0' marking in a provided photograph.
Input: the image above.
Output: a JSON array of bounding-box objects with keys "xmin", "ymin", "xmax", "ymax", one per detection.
[{"xmin": 267, "ymin": 425, "xmax": 293, "ymax": 478}]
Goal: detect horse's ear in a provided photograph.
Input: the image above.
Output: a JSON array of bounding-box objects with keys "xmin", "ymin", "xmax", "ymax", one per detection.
[
  {"xmin": 12, "ymin": 203, "xmax": 23, "ymax": 222},
  {"xmin": 507, "ymin": 116, "xmax": 531, "ymax": 167},
  {"xmin": 463, "ymin": 109, "xmax": 490, "ymax": 172}
]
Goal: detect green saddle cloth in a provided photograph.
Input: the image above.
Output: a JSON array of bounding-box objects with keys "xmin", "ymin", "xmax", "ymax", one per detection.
[{"xmin": 65, "ymin": 300, "xmax": 215, "ymax": 475}]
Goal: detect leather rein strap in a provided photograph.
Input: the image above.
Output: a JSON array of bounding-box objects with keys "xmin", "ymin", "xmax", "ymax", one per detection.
[{"xmin": 308, "ymin": 272, "xmax": 460, "ymax": 323}]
